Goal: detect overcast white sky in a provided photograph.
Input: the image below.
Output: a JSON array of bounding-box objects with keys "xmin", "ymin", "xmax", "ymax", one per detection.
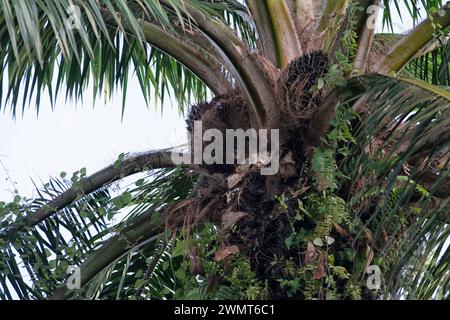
[
  {"xmin": 0, "ymin": 84, "xmax": 187, "ymax": 200},
  {"xmin": 0, "ymin": 5, "xmax": 420, "ymax": 202}
]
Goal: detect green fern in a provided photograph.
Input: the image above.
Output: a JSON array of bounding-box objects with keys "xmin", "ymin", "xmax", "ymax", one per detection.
[
  {"xmin": 312, "ymin": 149, "xmax": 338, "ymax": 191},
  {"xmin": 308, "ymin": 194, "xmax": 350, "ymax": 238}
]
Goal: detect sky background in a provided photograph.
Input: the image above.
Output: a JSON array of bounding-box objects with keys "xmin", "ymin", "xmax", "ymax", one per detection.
[
  {"xmin": 0, "ymin": 83, "xmax": 187, "ymax": 200},
  {"xmin": 0, "ymin": 5, "xmax": 420, "ymax": 201}
]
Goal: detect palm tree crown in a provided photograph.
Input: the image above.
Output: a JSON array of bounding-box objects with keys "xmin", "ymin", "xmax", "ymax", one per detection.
[{"xmin": 0, "ymin": 0, "xmax": 449, "ymax": 300}]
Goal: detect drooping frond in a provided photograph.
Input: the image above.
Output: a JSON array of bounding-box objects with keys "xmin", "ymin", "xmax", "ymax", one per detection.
[
  {"xmin": 0, "ymin": 149, "xmax": 187, "ymax": 299},
  {"xmin": 0, "ymin": 177, "xmax": 112, "ymax": 299},
  {"xmin": 342, "ymin": 74, "xmax": 449, "ymax": 298},
  {"xmin": 50, "ymin": 167, "xmax": 196, "ymax": 300},
  {"xmin": 1, "ymin": 149, "xmax": 178, "ymax": 243},
  {"xmin": 0, "ymin": 166, "xmax": 195, "ymax": 299}
]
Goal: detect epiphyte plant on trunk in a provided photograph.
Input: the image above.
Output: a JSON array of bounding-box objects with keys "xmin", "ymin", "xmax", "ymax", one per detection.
[{"xmin": 0, "ymin": 0, "xmax": 449, "ymax": 300}]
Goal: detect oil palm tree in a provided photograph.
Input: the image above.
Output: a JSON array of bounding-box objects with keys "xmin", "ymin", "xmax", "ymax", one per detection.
[{"xmin": 0, "ymin": 0, "xmax": 449, "ymax": 300}]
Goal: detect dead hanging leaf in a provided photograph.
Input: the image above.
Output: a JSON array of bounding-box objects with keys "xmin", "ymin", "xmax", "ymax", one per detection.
[
  {"xmin": 304, "ymin": 241, "xmax": 317, "ymax": 265},
  {"xmin": 365, "ymin": 228, "xmax": 373, "ymax": 244},
  {"xmin": 313, "ymin": 263, "xmax": 327, "ymax": 280},
  {"xmin": 381, "ymin": 228, "xmax": 388, "ymax": 243},
  {"xmin": 313, "ymin": 254, "xmax": 328, "ymax": 280},
  {"xmin": 291, "ymin": 185, "xmax": 311, "ymax": 198},
  {"xmin": 227, "ymin": 173, "xmax": 244, "ymax": 189},
  {"xmin": 189, "ymin": 248, "xmax": 203, "ymax": 275},
  {"xmin": 221, "ymin": 212, "xmax": 248, "ymax": 230},
  {"xmin": 214, "ymin": 245, "xmax": 240, "ymax": 261},
  {"xmin": 332, "ymin": 222, "xmax": 349, "ymax": 238},
  {"xmin": 363, "ymin": 244, "xmax": 374, "ymax": 274},
  {"xmin": 279, "ymin": 152, "xmax": 297, "ymax": 178}
]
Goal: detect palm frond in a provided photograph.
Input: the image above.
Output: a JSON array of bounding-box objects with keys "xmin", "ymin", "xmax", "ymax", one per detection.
[
  {"xmin": 404, "ymin": 40, "xmax": 450, "ymax": 85},
  {"xmin": 376, "ymin": 1, "xmax": 450, "ymax": 74},
  {"xmin": 0, "ymin": 165, "xmax": 195, "ymax": 300},
  {"xmin": 343, "ymin": 74, "xmax": 449, "ymax": 299},
  {"xmin": 49, "ymin": 167, "xmax": 195, "ymax": 300},
  {"xmin": 0, "ymin": 177, "xmax": 112, "ymax": 299},
  {"xmin": 381, "ymin": 0, "xmax": 447, "ymax": 31},
  {"xmin": 0, "ymin": 0, "xmax": 253, "ymax": 116},
  {"xmin": 1, "ymin": 150, "xmax": 177, "ymax": 243}
]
